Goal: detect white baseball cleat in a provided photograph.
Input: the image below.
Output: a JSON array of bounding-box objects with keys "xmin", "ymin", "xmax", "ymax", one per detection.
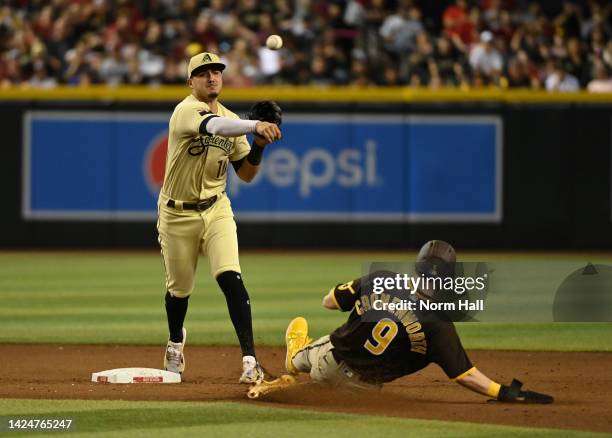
[
  {"xmin": 164, "ymin": 327, "xmax": 187, "ymax": 374},
  {"xmin": 239, "ymin": 355, "xmax": 264, "ymax": 384}
]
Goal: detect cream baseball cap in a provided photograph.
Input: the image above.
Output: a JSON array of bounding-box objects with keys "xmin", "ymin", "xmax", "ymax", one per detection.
[{"xmin": 187, "ymin": 52, "xmax": 226, "ymax": 78}]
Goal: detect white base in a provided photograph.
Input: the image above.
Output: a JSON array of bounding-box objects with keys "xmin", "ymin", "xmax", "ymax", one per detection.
[{"xmin": 91, "ymin": 368, "xmax": 181, "ymax": 384}]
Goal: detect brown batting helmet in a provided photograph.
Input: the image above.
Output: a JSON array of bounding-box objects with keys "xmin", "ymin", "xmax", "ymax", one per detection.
[
  {"xmin": 415, "ymin": 240, "xmax": 456, "ymax": 279},
  {"xmin": 416, "ymin": 240, "xmax": 456, "ymax": 265}
]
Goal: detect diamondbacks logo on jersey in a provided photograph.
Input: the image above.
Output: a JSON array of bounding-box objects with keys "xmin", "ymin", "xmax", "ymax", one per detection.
[
  {"xmin": 187, "ymin": 135, "xmax": 233, "ymax": 156},
  {"xmin": 202, "ymin": 135, "xmax": 233, "ymax": 153},
  {"xmin": 144, "ymin": 130, "xmax": 169, "ymax": 194},
  {"xmin": 188, "ymin": 139, "xmax": 206, "ymax": 156}
]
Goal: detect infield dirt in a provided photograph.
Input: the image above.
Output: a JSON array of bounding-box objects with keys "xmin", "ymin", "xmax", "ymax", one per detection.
[{"xmin": 0, "ymin": 345, "xmax": 610, "ymax": 433}]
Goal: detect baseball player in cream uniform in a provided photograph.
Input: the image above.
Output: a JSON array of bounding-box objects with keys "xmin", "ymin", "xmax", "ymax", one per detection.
[{"xmin": 158, "ymin": 52, "xmax": 281, "ymax": 383}]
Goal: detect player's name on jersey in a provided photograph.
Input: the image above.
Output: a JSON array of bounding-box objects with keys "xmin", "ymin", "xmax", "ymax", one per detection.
[{"xmin": 371, "ymin": 298, "xmax": 484, "ymax": 313}]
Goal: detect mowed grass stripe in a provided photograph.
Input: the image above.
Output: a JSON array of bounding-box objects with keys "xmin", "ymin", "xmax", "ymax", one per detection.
[
  {"xmin": 0, "ymin": 322, "xmax": 609, "ymax": 351},
  {"xmin": 0, "ymin": 252, "xmax": 611, "ymax": 350},
  {"xmin": 0, "ymin": 399, "xmax": 604, "ymax": 438}
]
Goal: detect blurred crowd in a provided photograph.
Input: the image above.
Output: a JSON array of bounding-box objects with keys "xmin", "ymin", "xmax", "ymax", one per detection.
[{"xmin": 1, "ymin": 0, "xmax": 612, "ymax": 91}]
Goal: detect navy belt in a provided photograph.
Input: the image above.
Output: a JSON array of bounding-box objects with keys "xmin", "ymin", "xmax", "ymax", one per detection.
[{"xmin": 166, "ymin": 195, "xmax": 217, "ymax": 212}]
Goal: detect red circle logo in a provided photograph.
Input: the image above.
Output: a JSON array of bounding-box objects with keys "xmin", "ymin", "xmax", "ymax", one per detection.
[{"xmin": 144, "ymin": 131, "xmax": 168, "ymax": 194}]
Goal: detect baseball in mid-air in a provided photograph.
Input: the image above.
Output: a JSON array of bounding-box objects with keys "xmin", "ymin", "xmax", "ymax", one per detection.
[{"xmin": 266, "ymin": 34, "xmax": 283, "ymax": 50}]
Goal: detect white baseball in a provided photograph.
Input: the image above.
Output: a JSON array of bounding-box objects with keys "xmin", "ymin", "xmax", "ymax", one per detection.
[{"xmin": 266, "ymin": 35, "xmax": 283, "ymax": 50}]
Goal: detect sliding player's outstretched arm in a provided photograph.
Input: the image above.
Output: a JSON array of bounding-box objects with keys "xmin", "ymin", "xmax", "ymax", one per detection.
[
  {"xmin": 455, "ymin": 368, "xmax": 553, "ymax": 403},
  {"xmin": 453, "ymin": 367, "xmax": 501, "ymax": 397}
]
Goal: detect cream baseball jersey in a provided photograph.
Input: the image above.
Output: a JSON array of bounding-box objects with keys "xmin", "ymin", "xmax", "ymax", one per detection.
[{"xmin": 160, "ymin": 94, "xmax": 251, "ymax": 201}]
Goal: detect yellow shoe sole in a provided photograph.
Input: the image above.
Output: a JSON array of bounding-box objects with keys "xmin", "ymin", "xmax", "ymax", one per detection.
[{"xmin": 285, "ymin": 317, "xmax": 310, "ymax": 374}]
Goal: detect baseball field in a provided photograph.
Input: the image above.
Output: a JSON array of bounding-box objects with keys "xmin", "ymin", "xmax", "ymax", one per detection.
[{"xmin": 1, "ymin": 250, "xmax": 611, "ymax": 437}]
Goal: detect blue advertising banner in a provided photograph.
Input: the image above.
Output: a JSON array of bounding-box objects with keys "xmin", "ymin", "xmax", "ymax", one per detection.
[{"xmin": 23, "ymin": 112, "xmax": 501, "ymax": 222}]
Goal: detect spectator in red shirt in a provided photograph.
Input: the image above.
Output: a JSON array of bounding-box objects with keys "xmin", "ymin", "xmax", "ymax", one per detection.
[{"xmin": 443, "ymin": 0, "xmax": 476, "ymax": 47}]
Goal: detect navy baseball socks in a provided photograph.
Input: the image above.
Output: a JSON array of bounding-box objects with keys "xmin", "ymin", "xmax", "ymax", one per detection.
[
  {"xmin": 216, "ymin": 271, "xmax": 255, "ymax": 356},
  {"xmin": 165, "ymin": 291, "xmax": 188, "ymax": 343},
  {"xmin": 217, "ymin": 271, "xmax": 263, "ymax": 383},
  {"xmin": 164, "ymin": 292, "xmax": 189, "ymax": 373}
]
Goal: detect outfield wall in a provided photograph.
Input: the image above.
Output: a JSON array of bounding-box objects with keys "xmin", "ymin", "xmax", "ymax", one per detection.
[{"xmin": 1, "ymin": 88, "xmax": 611, "ymax": 249}]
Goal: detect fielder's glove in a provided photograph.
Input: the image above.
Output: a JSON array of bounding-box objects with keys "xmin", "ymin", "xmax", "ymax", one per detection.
[
  {"xmin": 247, "ymin": 100, "xmax": 282, "ymax": 126},
  {"xmin": 495, "ymin": 379, "xmax": 553, "ymax": 404}
]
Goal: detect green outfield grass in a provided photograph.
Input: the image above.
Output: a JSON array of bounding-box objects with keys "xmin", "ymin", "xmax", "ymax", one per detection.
[
  {"xmin": 0, "ymin": 251, "xmax": 611, "ymax": 350},
  {"xmin": 0, "ymin": 399, "xmax": 605, "ymax": 438},
  {"xmin": 1, "ymin": 251, "xmax": 610, "ymax": 437}
]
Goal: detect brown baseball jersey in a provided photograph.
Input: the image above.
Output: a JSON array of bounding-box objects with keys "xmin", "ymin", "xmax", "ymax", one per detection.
[
  {"xmin": 329, "ymin": 271, "xmax": 473, "ymax": 384},
  {"xmin": 161, "ymin": 94, "xmax": 251, "ymax": 202}
]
